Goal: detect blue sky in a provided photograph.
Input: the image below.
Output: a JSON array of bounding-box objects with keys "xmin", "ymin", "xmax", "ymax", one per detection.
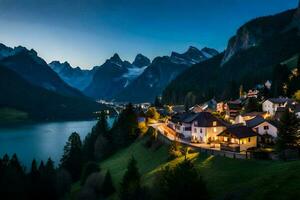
[{"xmin": 0, "ymin": 0, "xmax": 298, "ymax": 68}]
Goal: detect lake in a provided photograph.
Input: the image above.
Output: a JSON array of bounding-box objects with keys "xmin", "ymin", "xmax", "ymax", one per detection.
[{"xmin": 0, "ymin": 118, "xmax": 114, "ymax": 168}]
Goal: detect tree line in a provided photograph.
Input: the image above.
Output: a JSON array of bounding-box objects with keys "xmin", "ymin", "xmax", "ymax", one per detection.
[{"xmin": 0, "ymin": 103, "xmax": 142, "ymax": 199}]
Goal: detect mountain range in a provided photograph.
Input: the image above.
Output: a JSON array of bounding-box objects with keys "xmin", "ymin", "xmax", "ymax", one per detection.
[
  {"xmin": 50, "ymin": 46, "xmax": 218, "ymax": 102},
  {"xmin": 0, "ymin": 44, "xmax": 83, "ymax": 98},
  {"xmin": 115, "ymin": 47, "xmax": 219, "ymax": 102},
  {"xmin": 1, "ymin": 2, "xmax": 299, "ymax": 117},
  {"xmin": 0, "ymin": 44, "xmax": 108, "ymax": 120},
  {"xmin": 83, "ymin": 53, "xmax": 150, "ymax": 100},
  {"xmin": 0, "ymin": 42, "xmax": 218, "ymax": 121}
]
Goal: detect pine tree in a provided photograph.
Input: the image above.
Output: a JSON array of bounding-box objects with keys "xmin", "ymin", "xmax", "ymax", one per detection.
[
  {"xmin": 83, "ymin": 111, "xmax": 110, "ymax": 162},
  {"xmin": 111, "ymin": 104, "xmax": 139, "ymax": 149},
  {"xmin": 245, "ymin": 97, "xmax": 261, "ymax": 112},
  {"xmin": 276, "ymin": 109, "xmax": 300, "ymax": 152},
  {"xmin": 156, "ymin": 159, "xmax": 208, "ymax": 200},
  {"xmin": 39, "ymin": 161, "xmax": 45, "ymax": 173},
  {"xmin": 29, "ymin": 159, "xmax": 40, "ymax": 185},
  {"xmin": 40, "ymin": 158, "xmax": 57, "ymax": 200},
  {"xmin": 80, "ymin": 161, "xmax": 100, "ymax": 185},
  {"xmin": 272, "ymin": 64, "xmax": 289, "ymax": 97},
  {"xmin": 45, "ymin": 158, "xmax": 55, "ymax": 176},
  {"xmin": 154, "ymin": 96, "xmax": 162, "ymax": 108},
  {"xmin": 60, "ymin": 132, "xmax": 83, "ymax": 181},
  {"xmin": 119, "ymin": 157, "xmax": 143, "ymax": 200},
  {"xmin": 1, "ymin": 154, "xmax": 26, "ymax": 199},
  {"xmin": 94, "ymin": 134, "xmax": 110, "ymax": 161},
  {"xmin": 102, "ymin": 170, "xmax": 115, "ymax": 197}
]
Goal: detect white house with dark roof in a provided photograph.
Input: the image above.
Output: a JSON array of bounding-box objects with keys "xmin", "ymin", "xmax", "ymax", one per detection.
[
  {"xmin": 262, "ymin": 98, "xmax": 290, "ymax": 116},
  {"xmin": 168, "ymin": 112, "xmax": 228, "ymax": 143},
  {"xmin": 245, "ymin": 115, "xmax": 278, "ymax": 143}
]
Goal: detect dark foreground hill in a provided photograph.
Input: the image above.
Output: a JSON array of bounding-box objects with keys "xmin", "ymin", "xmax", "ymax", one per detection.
[{"xmin": 71, "ymin": 135, "xmax": 300, "ymax": 200}]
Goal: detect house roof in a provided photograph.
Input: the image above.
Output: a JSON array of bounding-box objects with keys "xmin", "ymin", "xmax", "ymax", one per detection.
[
  {"xmin": 218, "ymin": 125, "xmax": 258, "ymax": 139},
  {"xmin": 245, "ymin": 115, "xmax": 277, "ymax": 128},
  {"xmin": 267, "ymin": 98, "xmax": 289, "ymax": 104},
  {"xmin": 190, "ymin": 112, "xmax": 228, "ymax": 127},
  {"xmin": 245, "ymin": 116, "xmax": 265, "ymax": 128},
  {"xmin": 228, "ymin": 99, "xmax": 242, "ymax": 104},
  {"xmin": 170, "ymin": 112, "xmax": 193, "ymax": 124},
  {"xmin": 170, "ymin": 112, "xmax": 228, "ymax": 127},
  {"xmin": 171, "ymin": 105, "xmax": 185, "ymax": 113},
  {"xmin": 242, "ymin": 112, "xmax": 267, "ymax": 117}
]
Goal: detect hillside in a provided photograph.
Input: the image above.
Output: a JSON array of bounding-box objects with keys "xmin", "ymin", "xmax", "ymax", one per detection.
[
  {"xmin": 0, "ymin": 66, "xmax": 107, "ymax": 120},
  {"xmin": 79, "ymin": 136, "xmax": 300, "ymax": 200},
  {"xmin": 0, "ymin": 107, "xmax": 29, "ymax": 124},
  {"xmin": 162, "ymin": 8, "xmax": 300, "ymax": 104}
]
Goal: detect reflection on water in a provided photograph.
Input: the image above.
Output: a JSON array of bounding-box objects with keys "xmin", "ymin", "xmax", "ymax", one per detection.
[{"xmin": 0, "ymin": 118, "xmax": 114, "ymax": 167}]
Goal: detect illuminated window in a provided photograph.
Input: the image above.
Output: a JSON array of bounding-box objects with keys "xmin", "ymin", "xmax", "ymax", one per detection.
[
  {"xmin": 213, "ymin": 127, "xmax": 217, "ymax": 132},
  {"xmin": 213, "ymin": 121, "xmax": 217, "ymax": 126}
]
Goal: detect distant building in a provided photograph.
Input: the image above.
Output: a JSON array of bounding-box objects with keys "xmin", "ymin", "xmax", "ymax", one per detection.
[
  {"xmin": 242, "ymin": 112, "xmax": 269, "ymax": 121},
  {"xmin": 170, "ymin": 105, "xmax": 185, "ymax": 114},
  {"xmin": 265, "ymin": 80, "xmax": 272, "ymax": 90},
  {"xmin": 234, "ymin": 112, "xmax": 269, "ymax": 124},
  {"xmin": 189, "ymin": 99, "xmax": 217, "ymax": 113},
  {"xmin": 216, "ymin": 102, "xmax": 227, "ymax": 113},
  {"xmin": 247, "ymin": 89, "xmax": 259, "ymax": 98},
  {"xmin": 262, "ymin": 98, "xmax": 290, "ymax": 116},
  {"xmin": 189, "ymin": 105, "xmax": 204, "ymax": 113},
  {"xmin": 226, "ymin": 99, "xmax": 243, "ymax": 119}
]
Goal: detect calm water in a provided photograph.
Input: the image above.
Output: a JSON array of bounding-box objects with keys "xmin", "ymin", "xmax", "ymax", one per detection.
[{"xmin": 0, "ymin": 119, "xmax": 114, "ymax": 168}]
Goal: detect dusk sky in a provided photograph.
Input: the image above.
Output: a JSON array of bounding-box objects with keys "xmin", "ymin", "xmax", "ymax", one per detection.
[{"xmin": 0, "ymin": 0, "xmax": 298, "ymax": 69}]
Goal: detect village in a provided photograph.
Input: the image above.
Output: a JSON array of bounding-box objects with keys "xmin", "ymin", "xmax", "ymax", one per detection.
[{"xmin": 131, "ymin": 82, "xmax": 300, "ymax": 159}]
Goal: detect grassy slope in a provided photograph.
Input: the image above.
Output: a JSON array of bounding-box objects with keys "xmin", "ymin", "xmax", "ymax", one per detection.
[
  {"xmin": 100, "ymin": 137, "xmax": 169, "ymax": 188},
  {"xmin": 0, "ymin": 107, "xmax": 29, "ymax": 123},
  {"xmin": 98, "ymin": 136, "xmax": 300, "ymax": 200}
]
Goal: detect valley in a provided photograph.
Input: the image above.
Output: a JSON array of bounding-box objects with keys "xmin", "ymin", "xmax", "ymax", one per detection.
[{"xmin": 0, "ymin": 1, "xmax": 300, "ymax": 200}]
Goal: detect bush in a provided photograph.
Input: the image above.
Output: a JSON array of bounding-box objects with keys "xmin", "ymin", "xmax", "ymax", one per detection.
[
  {"xmin": 251, "ymin": 150, "xmax": 271, "ymax": 160},
  {"xmin": 146, "ymin": 107, "xmax": 160, "ymax": 120},
  {"xmin": 80, "ymin": 162, "xmax": 100, "ymax": 185},
  {"xmin": 78, "ymin": 173, "xmax": 104, "ymax": 200},
  {"xmin": 155, "ymin": 159, "xmax": 209, "ymax": 200},
  {"xmin": 168, "ymin": 141, "xmax": 182, "ymax": 159}
]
